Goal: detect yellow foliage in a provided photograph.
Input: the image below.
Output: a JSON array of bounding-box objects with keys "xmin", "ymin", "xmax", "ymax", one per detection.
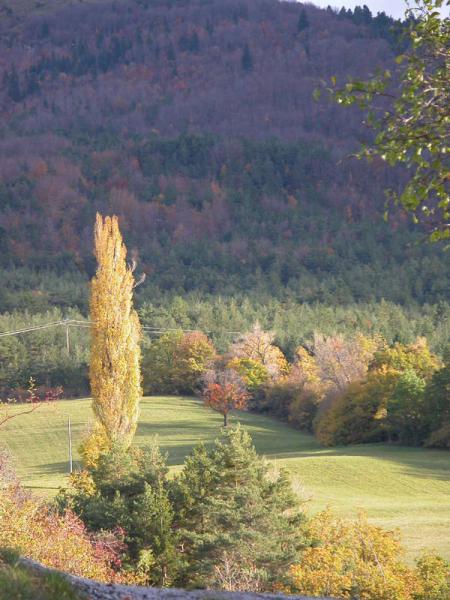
[
  {"xmin": 78, "ymin": 423, "xmax": 110, "ymax": 470},
  {"xmin": 288, "ymin": 510, "xmax": 419, "ymax": 600},
  {"xmin": 226, "ymin": 356, "xmax": 269, "ymax": 391},
  {"xmin": 414, "ymin": 552, "xmax": 450, "ymax": 600},
  {"xmin": 89, "ymin": 213, "xmax": 142, "ymax": 452},
  {"xmin": 287, "ymin": 348, "xmax": 328, "ymax": 431},
  {"xmin": 314, "ymin": 366, "xmax": 399, "ymax": 446},
  {"xmin": 289, "ymin": 347, "xmax": 327, "ymax": 393},
  {"xmin": 0, "ymin": 482, "xmax": 117, "ymax": 581},
  {"xmin": 373, "ymin": 337, "xmax": 441, "ymax": 379},
  {"xmin": 67, "ymin": 469, "xmax": 96, "ymax": 497},
  {"xmin": 230, "ymin": 323, "xmax": 288, "ymax": 380}
]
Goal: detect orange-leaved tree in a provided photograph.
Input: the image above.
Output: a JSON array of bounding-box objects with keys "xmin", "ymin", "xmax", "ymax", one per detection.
[
  {"xmin": 87, "ymin": 214, "xmax": 142, "ymax": 459},
  {"xmin": 202, "ymin": 368, "xmax": 248, "ymax": 426}
]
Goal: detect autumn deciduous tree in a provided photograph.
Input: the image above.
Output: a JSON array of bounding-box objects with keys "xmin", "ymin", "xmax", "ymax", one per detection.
[
  {"xmin": 202, "ymin": 369, "xmax": 248, "ymax": 426},
  {"xmin": 142, "ymin": 330, "xmax": 215, "ymax": 395},
  {"xmin": 372, "ymin": 337, "xmax": 441, "ymax": 379},
  {"xmin": 230, "ymin": 323, "xmax": 288, "ymax": 381},
  {"xmin": 0, "ymin": 455, "xmax": 123, "ymax": 582},
  {"xmin": 313, "ymin": 332, "xmax": 378, "ymax": 396},
  {"xmin": 226, "ymin": 356, "xmax": 269, "ymax": 393},
  {"xmin": 288, "ymin": 510, "xmax": 449, "ymax": 600},
  {"xmin": 88, "ymin": 213, "xmax": 142, "ymax": 454},
  {"xmin": 315, "ymin": 366, "xmax": 402, "ymax": 446},
  {"xmin": 314, "ymin": 339, "xmax": 444, "ymax": 447},
  {"xmin": 262, "ymin": 347, "xmax": 326, "ymax": 427},
  {"xmin": 414, "ymin": 552, "xmax": 450, "ymax": 600},
  {"xmin": 287, "ymin": 347, "xmax": 328, "ymax": 432}
]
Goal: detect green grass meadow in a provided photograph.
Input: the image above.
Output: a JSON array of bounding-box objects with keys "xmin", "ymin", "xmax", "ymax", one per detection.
[{"xmin": 1, "ymin": 396, "xmax": 449, "ymax": 562}]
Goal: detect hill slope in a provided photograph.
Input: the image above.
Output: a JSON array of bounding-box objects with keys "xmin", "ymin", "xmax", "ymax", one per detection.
[
  {"xmin": 2, "ymin": 397, "xmax": 450, "ymax": 562},
  {"xmin": 0, "ymin": 0, "xmax": 448, "ymax": 307}
]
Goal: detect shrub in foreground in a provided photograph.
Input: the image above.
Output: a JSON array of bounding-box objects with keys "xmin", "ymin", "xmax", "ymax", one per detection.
[
  {"xmin": 0, "ymin": 456, "xmax": 122, "ymax": 582},
  {"xmin": 287, "ymin": 510, "xmax": 450, "ymax": 600}
]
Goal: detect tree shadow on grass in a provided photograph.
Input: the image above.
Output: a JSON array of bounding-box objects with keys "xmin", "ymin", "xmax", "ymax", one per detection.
[
  {"xmin": 35, "ymin": 461, "xmax": 79, "ymax": 476},
  {"xmin": 269, "ymin": 445, "xmax": 450, "ymax": 483},
  {"xmin": 136, "ymin": 420, "xmax": 220, "ymax": 436},
  {"xmin": 34, "ymin": 405, "xmax": 450, "ymax": 486},
  {"xmin": 137, "ymin": 405, "xmax": 450, "ymax": 481}
]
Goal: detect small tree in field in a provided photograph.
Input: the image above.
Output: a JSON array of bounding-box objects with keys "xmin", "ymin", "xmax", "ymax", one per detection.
[
  {"xmin": 89, "ymin": 214, "xmax": 142, "ymax": 454},
  {"xmin": 0, "ymin": 379, "xmax": 61, "ymax": 429},
  {"xmin": 202, "ymin": 369, "xmax": 248, "ymax": 426}
]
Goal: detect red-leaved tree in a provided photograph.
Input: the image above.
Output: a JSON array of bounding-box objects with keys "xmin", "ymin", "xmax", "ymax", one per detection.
[{"xmin": 202, "ymin": 369, "xmax": 249, "ymax": 427}]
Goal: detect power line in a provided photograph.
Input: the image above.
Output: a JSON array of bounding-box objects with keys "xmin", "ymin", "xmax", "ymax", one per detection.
[
  {"xmin": 71, "ymin": 320, "xmax": 242, "ymax": 335},
  {"xmin": 0, "ymin": 319, "xmax": 243, "ymax": 339},
  {"xmin": 0, "ymin": 321, "xmax": 65, "ymax": 338}
]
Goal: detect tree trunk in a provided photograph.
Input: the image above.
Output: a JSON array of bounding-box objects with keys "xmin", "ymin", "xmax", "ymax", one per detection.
[{"xmin": 223, "ymin": 412, "xmax": 228, "ymax": 427}]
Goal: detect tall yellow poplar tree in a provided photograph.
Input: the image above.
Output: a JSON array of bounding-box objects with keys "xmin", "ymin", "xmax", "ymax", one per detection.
[{"xmin": 89, "ymin": 213, "xmax": 142, "ymax": 451}]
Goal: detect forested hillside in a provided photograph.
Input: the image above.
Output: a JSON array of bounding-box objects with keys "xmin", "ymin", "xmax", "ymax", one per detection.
[{"xmin": 0, "ymin": 0, "xmax": 448, "ymax": 368}]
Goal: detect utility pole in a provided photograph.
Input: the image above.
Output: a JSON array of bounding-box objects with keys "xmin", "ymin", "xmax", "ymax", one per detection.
[
  {"xmin": 68, "ymin": 416, "xmax": 73, "ymax": 474},
  {"xmin": 65, "ymin": 319, "xmax": 70, "ymax": 354}
]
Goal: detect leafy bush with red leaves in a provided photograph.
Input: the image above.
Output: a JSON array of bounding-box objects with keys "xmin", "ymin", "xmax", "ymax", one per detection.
[{"xmin": 0, "ymin": 454, "xmax": 125, "ymax": 582}]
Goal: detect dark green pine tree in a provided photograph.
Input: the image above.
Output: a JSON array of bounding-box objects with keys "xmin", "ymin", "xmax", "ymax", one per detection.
[
  {"xmin": 166, "ymin": 43, "xmax": 176, "ymax": 66},
  {"xmin": 241, "ymin": 43, "xmax": 254, "ymax": 72},
  {"xmin": 190, "ymin": 32, "xmax": 200, "ymax": 53},
  {"xmin": 131, "ymin": 479, "xmax": 178, "ymax": 586},
  {"xmin": 297, "ymin": 9, "xmax": 309, "ymax": 33},
  {"xmin": 173, "ymin": 427, "xmax": 307, "ymax": 591},
  {"xmin": 6, "ymin": 67, "xmax": 22, "ymax": 102}
]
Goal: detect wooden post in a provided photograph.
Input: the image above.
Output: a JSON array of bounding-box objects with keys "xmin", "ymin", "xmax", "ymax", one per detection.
[
  {"xmin": 65, "ymin": 320, "xmax": 70, "ymax": 354},
  {"xmin": 68, "ymin": 416, "xmax": 73, "ymax": 474}
]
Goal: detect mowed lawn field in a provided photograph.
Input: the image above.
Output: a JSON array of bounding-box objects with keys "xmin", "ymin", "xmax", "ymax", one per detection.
[{"xmin": 1, "ymin": 396, "xmax": 449, "ymax": 562}]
